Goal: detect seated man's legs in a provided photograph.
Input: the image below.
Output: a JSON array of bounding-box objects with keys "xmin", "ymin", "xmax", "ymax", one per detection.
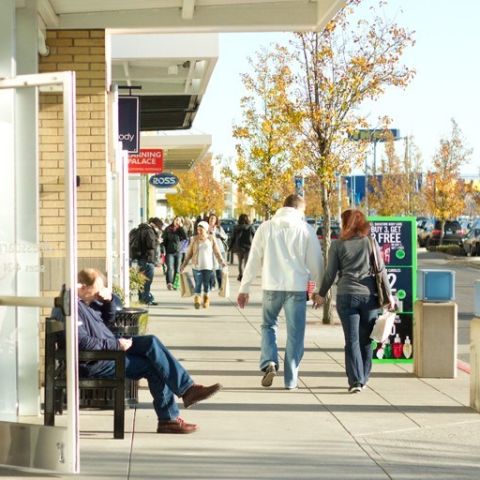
[
  {"xmin": 125, "ymin": 335, "xmax": 222, "ymax": 433},
  {"xmin": 125, "ymin": 354, "xmax": 182, "ymax": 421},
  {"xmin": 127, "ymin": 335, "xmax": 193, "ymax": 401}
]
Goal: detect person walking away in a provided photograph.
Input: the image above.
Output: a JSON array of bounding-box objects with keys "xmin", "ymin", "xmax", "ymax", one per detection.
[
  {"xmin": 237, "ymin": 194, "xmax": 323, "ymax": 390},
  {"xmin": 162, "ymin": 217, "xmax": 187, "ymax": 290},
  {"xmin": 180, "ymin": 221, "xmax": 226, "ymax": 309},
  {"xmin": 67, "ymin": 268, "xmax": 222, "ymax": 434},
  {"xmin": 229, "ymin": 213, "xmax": 255, "ymax": 281},
  {"xmin": 312, "ymin": 209, "xmax": 395, "ymax": 393},
  {"xmin": 148, "ymin": 217, "xmax": 164, "ymax": 266},
  {"xmin": 208, "ymin": 214, "xmax": 228, "ymax": 289},
  {"xmin": 130, "ymin": 219, "xmax": 159, "ymax": 305}
]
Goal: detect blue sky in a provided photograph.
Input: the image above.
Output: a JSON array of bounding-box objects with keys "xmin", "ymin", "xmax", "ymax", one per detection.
[{"xmin": 193, "ymin": 0, "xmax": 480, "ymax": 177}]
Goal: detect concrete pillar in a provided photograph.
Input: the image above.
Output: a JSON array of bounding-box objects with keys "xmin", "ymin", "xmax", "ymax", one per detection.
[
  {"xmin": 0, "ymin": 0, "xmax": 18, "ymax": 421},
  {"xmin": 15, "ymin": 0, "xmax": 41, "ymax": 415}
]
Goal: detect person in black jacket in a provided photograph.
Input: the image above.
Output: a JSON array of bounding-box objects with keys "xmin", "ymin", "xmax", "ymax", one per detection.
[
  {"xmin": 131, "ymin": 219, "xmax": 160, "ymax": 305},
  {"xmin": 229, "ymin": 214, "xmax": 255, "ymax": 281},
  {"xmin": 76, "ymin": 268, "xmax": 222, "ymax": 434},
  {"xmin": 162, "ymin": 217, "xmax": 187, "ymax": 290}
]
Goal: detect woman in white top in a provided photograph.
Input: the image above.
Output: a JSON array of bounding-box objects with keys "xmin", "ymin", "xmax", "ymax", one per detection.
[{"xmin": 180, "ymin": 221, "xmax": 225, "ymax": 309}]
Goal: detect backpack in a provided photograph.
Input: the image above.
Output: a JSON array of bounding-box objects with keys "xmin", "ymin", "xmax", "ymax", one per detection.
[{"xmin": 129, "ymin": 227, "xmax": 143, "ymax": 260}]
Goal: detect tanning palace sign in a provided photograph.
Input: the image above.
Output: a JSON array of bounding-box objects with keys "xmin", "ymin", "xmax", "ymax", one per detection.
[{"xmin": 128, "ymin": 149, "xmax": 164, "ymax": 174}]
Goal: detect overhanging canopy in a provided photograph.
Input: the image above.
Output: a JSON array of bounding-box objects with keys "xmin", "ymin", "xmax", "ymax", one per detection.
[{"xmin": 27, "ymin": 0, "xmax": 346, "ymax": 32}]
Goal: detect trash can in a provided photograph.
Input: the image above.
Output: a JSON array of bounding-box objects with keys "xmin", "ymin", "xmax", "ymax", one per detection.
[
  {"xmin": 113, "ymin": 307, "xmax": 148, "ymax": 405},
  {"xmin": 413, "ymin": 300, "xmax": 457, "ymax": 378},
  {"xmin": 112, "ymin": 307, "xmax": 148, "ymax": 336}
]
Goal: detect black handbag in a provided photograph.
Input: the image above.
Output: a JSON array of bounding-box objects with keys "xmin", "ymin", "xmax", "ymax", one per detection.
[{"xmin": 368, "ymin": 237, "xmax": 391, "ymax": 308}]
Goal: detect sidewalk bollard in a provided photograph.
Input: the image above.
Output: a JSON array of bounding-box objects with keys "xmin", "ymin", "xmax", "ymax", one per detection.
[
  {"xmin": 475, "ymin": 280, "xmax": 480, "ymax": 317},
  {"xmin": 413, "ymin": 300, "xmax": 457, "ymax": 378},
  {"xmin": 470, "ymin": 317, "xmax": 480, "ymax": 412}
]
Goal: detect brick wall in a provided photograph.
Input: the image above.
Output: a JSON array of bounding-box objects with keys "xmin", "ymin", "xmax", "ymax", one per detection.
[{"xmin": 39, "ymin": 29, "xmax": 107, "ymax": 294}]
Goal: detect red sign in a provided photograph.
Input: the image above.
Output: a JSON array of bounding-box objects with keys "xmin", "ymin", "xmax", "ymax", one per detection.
[{"xmin": 128, "ymin": 149, "xmax": 164, "ymax": 173}]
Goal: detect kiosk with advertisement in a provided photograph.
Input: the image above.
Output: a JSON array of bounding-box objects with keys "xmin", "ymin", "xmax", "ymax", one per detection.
[{"xmin": 369, "ymin": 216, "xmax": 417, "ymax": 363}]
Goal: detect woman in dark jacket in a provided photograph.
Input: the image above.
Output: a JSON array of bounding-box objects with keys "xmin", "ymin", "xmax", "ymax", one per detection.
[
  {"xmin": 312, "ymin": 209, "xmax": 395, "ymax": 393},
  {"xmin": 162, "ymin": 217, "xmax": 187, "ymax": 290},
  {"xmin": 229, "ymin": 214, "xmax": 255, "ymax": 281}
]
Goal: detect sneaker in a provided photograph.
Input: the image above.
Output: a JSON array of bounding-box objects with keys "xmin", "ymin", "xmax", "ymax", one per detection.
[
  {"xmin": 167, "ymin": 283, "xmax": 173, "ymax": 290},
  {"xmin": 146, "ymin": 300, "xmax": 158, "ymax": 306},
  {"xmin": 261, "ymin": 362, "xmax": 277, "ymax": 387},
  {"xmin": 348, "ymin": 383, "xmax": 362, "ymax": 394},
  {"xmin": 157, "ymin": 417, "xmax": 197, "ymax": 434},
  {"xmin": 182, "ymin": 383, "xmax": 222, "ymax": 409}
]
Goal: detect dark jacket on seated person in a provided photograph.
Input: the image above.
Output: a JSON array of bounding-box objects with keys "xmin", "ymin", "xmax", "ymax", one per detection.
[{"xmin": 77, "ymin": 299, "xmax": 120, "ymax": 377}]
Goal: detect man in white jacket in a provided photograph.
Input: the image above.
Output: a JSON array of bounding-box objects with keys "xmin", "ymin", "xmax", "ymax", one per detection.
[{"xmin": 237, "ymin": 194, "xmax": 323, "ymax": 389}]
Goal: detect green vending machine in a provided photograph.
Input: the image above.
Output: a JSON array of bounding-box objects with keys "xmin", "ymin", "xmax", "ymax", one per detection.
[{"xmin": 368, "ymin": 216, "xmax": 417, "ymax": 363}]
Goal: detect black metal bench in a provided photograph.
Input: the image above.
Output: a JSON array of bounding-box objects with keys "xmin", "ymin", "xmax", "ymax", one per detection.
[{"xmin": 43, "ymin": 317, "xmax": 126, "ymax": 439}]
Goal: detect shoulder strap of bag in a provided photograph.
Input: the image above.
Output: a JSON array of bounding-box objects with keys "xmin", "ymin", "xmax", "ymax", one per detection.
[{"xmin": 368, "ymin": 236, "xmax": 381, "ymax": 274}]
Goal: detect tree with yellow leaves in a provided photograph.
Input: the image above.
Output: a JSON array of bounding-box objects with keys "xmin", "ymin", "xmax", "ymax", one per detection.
[
  {"xmin": 166, "ymin": 156, "xmax": 224, "ymax": 217},
  {"xmin": 369, "ymin": 132, "xmax": 423, "ymax": 216},
  {"xmin": 287, "ymin": 0, "xmax": 415, "ymax": 322},
  {"xmin": 223, "ymin": 47, "xmax": 303, "ymax": 219},
  {"xmin": 424, "ymin": 119, "xmax": 471, "ymax": 244}
]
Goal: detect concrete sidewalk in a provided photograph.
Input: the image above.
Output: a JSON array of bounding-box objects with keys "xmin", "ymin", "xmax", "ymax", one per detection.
[{"xmin": 4, "ymin": 272, "xmax": 480, "ymax": 479}]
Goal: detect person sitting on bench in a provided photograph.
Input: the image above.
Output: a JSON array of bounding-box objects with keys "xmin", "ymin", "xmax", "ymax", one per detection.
[{"xmin": 76, "ymin": 268, "xmax": 221, "ymax": 434}]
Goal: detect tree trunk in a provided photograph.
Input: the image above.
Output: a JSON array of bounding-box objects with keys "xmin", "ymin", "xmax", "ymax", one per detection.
[
  {"xmin": 439, "ymin": 219, "xmax": 445, "ymax": 246},
  {"xmin": 320, "ymin": 182, "xmax": 334, "ymax": 324}
]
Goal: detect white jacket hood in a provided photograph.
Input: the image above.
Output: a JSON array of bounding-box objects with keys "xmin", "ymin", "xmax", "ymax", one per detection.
[{"xmin": 270, "ymin": 207, "xmax": 305, "ymax": 229}]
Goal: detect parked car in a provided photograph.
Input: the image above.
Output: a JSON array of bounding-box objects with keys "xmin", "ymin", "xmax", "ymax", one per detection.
[
  {"xmin": 462, "ymin": 227, "xmax": 480, "ymax": 256},
  {"xmin": 416, "ymin": 216, "xmax": 430, "ymax": 245},
  {"xmin": 417, "ymin": 219, "xmax": 465, "ymax": 247},
  {"xmin": 220, "ymin": 218, "xmax": 236, "ymax": 236},
  {"xmin": 316, "ymin": 222, "xmax": 341, "ymax": 241}
]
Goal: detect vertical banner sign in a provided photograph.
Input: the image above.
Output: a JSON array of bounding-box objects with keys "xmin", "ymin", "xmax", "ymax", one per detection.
[
  {"xmin": 294, "ymin": 176, "xmax": 304, "ymax": 196},
  {"xmin": 369, "ymin": 217, "xmax": 417, "ymax": 363},
  {"xmin": 118, "ymin": 96, "xmax": 139, "ymax": 153}
]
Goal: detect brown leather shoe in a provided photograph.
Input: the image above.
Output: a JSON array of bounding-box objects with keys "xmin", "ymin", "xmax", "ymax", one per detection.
[
  {"xmin": 182, "ymin": 383, "xmax": 222, "ymax": 409},
  {"xmin": 157, "ymin": 417, "xmax": 198, "ymax": 434}
]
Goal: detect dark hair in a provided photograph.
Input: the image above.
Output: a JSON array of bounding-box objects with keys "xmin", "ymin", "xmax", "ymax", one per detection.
[
  {"xmin": 208, "ymin": 213, "xmax": 219, "ymax": 226},
  {"xmin": 149, "ymin": 217, "xmax": 163, "ymax": 228},
  {"xmin": 283, "ymin": 194, "xmax": 305, "ymax": 209},
  {"xmin": 340, "ymin": 209, "xmax": 370, "ymax": 240},
  {"xmin": 238, "ymin": 213, "xmax": 250, "ymax": 225}
]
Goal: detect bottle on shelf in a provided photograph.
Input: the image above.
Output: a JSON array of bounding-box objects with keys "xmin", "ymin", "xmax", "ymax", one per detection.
[
  {"xmin": 383, "ymin": 338, "xmax": 392, "ymax": 359},
  {"xmin": 402, "ymin": 336, "xmax": 412, "ymax": 359},
  {"xmin": 392, "ymin": 334, "xmax": 403, "ymax": 359}
]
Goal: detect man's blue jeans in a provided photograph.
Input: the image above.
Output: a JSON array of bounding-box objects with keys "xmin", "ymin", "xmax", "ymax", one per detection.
[
  {"xmin": 166, "ymin": 253, "xmax": 181, "ymax": 286},
  {"xmin": 192, "ymin": 269, "xmax": 213, "ymax": 294},
  {"xmin": 125, "ymin": 335, "xmax": 193, "ymax": 421},
  {"xmin": 260, "ymin": 290, "xmax": 307, "ymax": 389},
  {"xmin": 138, "ymin": 261, "xmax": 154, "ymax": 303},
  {"xmin": 336, "ymin": 294, "xmax": 379, "ymax": 388}
]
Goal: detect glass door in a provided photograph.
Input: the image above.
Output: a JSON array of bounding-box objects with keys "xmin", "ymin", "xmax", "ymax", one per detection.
[{"xmin": 0, "ymin": 71, "xmax": 80, "ymax": 473}]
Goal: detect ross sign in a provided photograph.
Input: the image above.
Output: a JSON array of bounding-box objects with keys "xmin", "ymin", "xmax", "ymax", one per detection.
[
  {"xmin": 349, "ymin": 128, "xmax": 400, "ymax": 142},
  {"xmin": 149, "ymin": 173, "xmax": 179, "ymax": 188},
  {"xmin": 369, "ymin": 217, "xmax": 417, "ymax": 363},
  {"xmin": 118, "ymin": 96, "xmax": 139, "ymax": 153},
  {"xmin": 128, "ymin": 149, "xmax": 164, "ymax": 174}
]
